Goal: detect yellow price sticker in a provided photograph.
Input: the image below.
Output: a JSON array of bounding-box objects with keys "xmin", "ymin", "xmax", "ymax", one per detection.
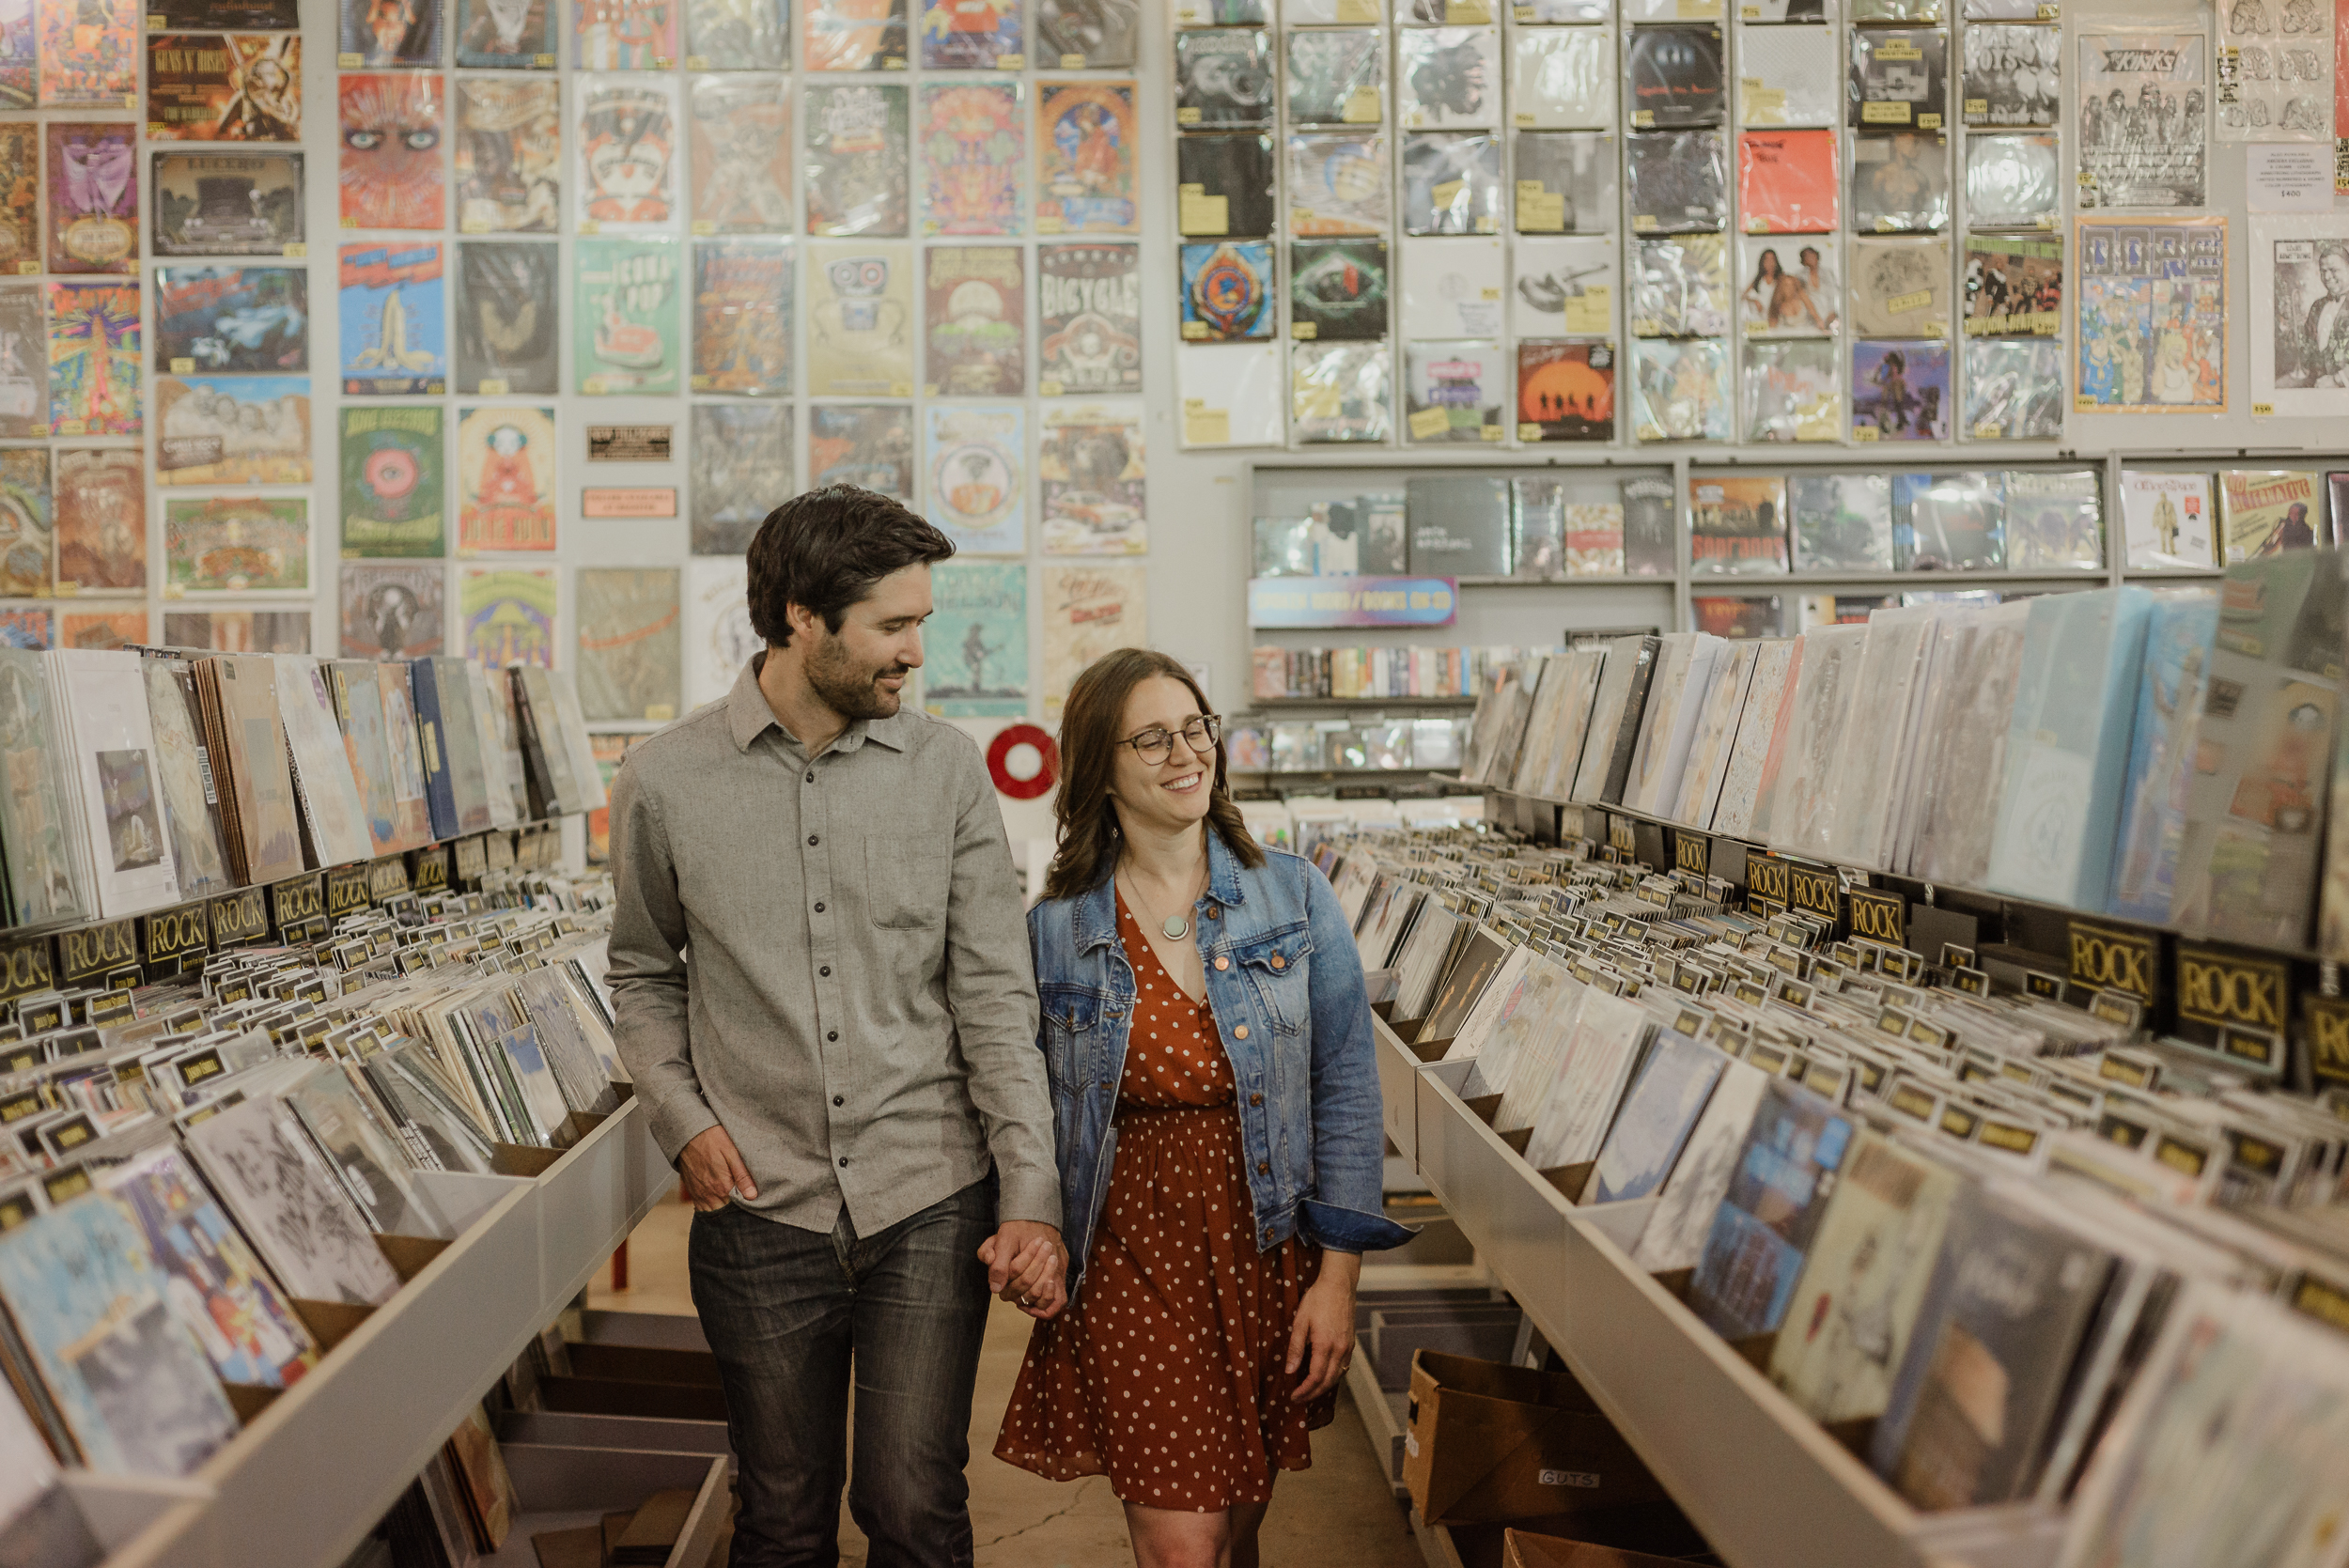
[
  {"xmin": 994, "ymin": 52, "xmax": 1023, "ymax": 69},
  {"xmin": 1518, "ymin": 422, "xmax": 1545, "ymax": 440},
  {"xmin": 1408, "ymin": 407, "xmax": 1452, "ymax": 441},
  {"xmin": 1036, "ymin": 216, "xmax": 1065, "ymax": 233},
  {"xmin": 170, "ymin": 357, "xmax": 194, "ymax": 373},
  {"xmin": 1851, "ymin": 424, "xmax": 1879, "ymax": 442},
  {"xmin": 1184, "ymin": 406, "xmax": 1231, "ymax": 445},
  {"xmin": 2253, "ymin": 401, "xmax": 2275, "ymax": 416},
  {"xmin": 1181, "ymin": 320, "xmax": 1209, "ymax": 339},
  {"xmin": 1974, "ymin": 420, "xmax": 2003, "ymax": 440},
  {"xmin": 1038, "ymin": 379, "xmax": 1064, "ymax": 396},
  {"xmin": 284, "ymin": 242, "xmax": 305, "ymax": 257},
  {"xmin": 1291, "ymin": 320, "xmax": 1317, "ymax": 338},
  {"xmin": 1480, "ymin": 423, "xmax": 1504, "ymax": 442},
  {"xmin": 337, "ymin": 51, "xmax": 362, "ymax": 67},
  {"xmin": 686, "ymin": 54, "xmax": 708, "ymax": 68},
  {"xmin": 479, "ymin": 379, "xmax": 509, "ymax": 396},
  {"xmin": 1061, "ymin": 53, "xmax": 1086, "ymax": 68}
]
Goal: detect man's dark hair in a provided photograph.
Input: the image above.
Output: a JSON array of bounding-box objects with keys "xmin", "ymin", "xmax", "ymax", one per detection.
[{"xmin": 745, "ymin": 486, "xmax": 955, "ymax": 647}]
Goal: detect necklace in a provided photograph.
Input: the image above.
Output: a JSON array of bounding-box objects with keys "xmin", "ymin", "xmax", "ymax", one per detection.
[{"xmin": 1119, "ymin": 858, "xmax": 1204, "ymax": 941}]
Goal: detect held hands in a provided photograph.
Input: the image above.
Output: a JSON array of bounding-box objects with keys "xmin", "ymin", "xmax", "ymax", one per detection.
[
  {"xmin": 678, "ymin": 1124, "xmax": 757, "ymax": 1213},
  {"xmin": 1286, "ymin": 1250, "xmax": 1362, "ymax": 1401},
  {"xmin": 978, "ymin": 1219, "xmax": 1068, "ymax": 1321}
]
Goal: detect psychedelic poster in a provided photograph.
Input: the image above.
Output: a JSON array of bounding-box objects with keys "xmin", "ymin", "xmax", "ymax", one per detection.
[
  {"xmin": 1034, "ymin": 83, "xmax": 1137, "ymax": 235},
  {"xmin": 457, "ymin": 0, "xmax": 554, "ymax": 64},
  {"xmin": 1038, "ymin": 411, "xmax": 1145, "ymax": 554},
  {"xmin": 925, "ymin": 404, "xmax": 1024, "ymax": 553},
  {"xmin": 146, "ymin": 33, "xmax": 300, "ymax": 140},
  {"xmin": 806, "ymin": 241, "xmax": 914, "ymax": 394},
  {"xmin": 455, "ymin": 77, "xmax": 559, "ymax": 233},
  {"xmin": 338, "ymin": 404, "xmax": 444, "ymax": 556},
  {"xmin": 45, "ymin": 124, "xmax": 134, "ymax": 273},
  {"xmin": 0, "ymin": 0, "xmax": 29, "ymax": 108},
  {"xmin": 154, "ymin": 265, "xmax": 308, "ymax": 373},
  {"xmin": 925, "ymin": 244, "xmax": 1023, "ymax": 396},
  {"xmin": 461, "ymin": 567, "xmax": 555, "ymax": 667},
  {"xmin": 574, "ymin": 235, "xmax": 681, "ymax": 394},
  {"xmin": 576, "ymin": 0, "xmax": 675, "ymax": 68},
  {"xmin": 0, "ymin": 125, "xmax": 37, "ymax": 264},
  {"xmin": 690, "ymin": 237, "xmax": 791, "ymax": 396},
  {"xmin": 0, "ymin": 446, "xmax": 47, "ymax": 595},
  {"xmin": 47, "ymin": 280, "xmax": 138, "ymax": 435},
  {"xmin": 923, "ymin": 559, "xmax": 1026, "ymax": 718},
  {"xmin": 37, "ymin": 0, "xmax": 134, "ymax": 107},
  {"xmin": 2075, "ymin": 215, "xmax": 2227, "ymax": 414},
  {"xmin": 0, "ymin": 608, "xmax": 49, "ymax": 647},
  {"xmin": 338, "ymin": 560, "xmax": 443, "ymax": 657},
  {"xmin": 338, "ymin": 0, "xmax": 443, "ymax": 66},
  {"xmin": 806, "ymin": 83, "xmax": 909, "ymax": 237},
  {"xmin": 1036, "ymin": 241, "xmax": 1141, "ymax": 394},
  {"xmin": 803, "ymin": 0, "xmax": 905, "ymax": 70},
  {"xmin": 338, "ymin": 241, "xmax": 445, "ymax": 395},
  {"xmin": 690, "ymin": 402, "xmax": 789, "ymax": 552},
  {"xmin": 454, "ymin": 239, "xmax": 558, "ymax": 392},
  {"xmin": 163, "ymin": 496, "xmax": 308, "ymax": 594},
  {"xmin": 153, "ymin": 375, "xmax": 310, "ymax": 485},
  {"xmin": 807, "ymin": 403, "xmax": 912, "ymax": 495},
  {"xmin": 688, "ymin": 74, "xmax": 791, "ymax": 233},
  {"xmin": 919, "ymin": 0, "xmax": 1018, "ymax": 70},
  {"xmin": 338, "ymin": 74, "xmax": 444, "ymax": 230},
  {"xmin": 54, "ymin": 447, "xmax": 143, "ymax": 591},
  {"xmin": 151, "ymin": 150, "xmax": 305, "ymax": 256},
  {"xmin": 0, "ymin": 281, "xmax": 45, "ymax": 435},
  {"xmin": 686, "ymin": 0, "xmax": 786, "ymax": 66},
  {"xmin": 575, "ymin": 566, "xmax": 680, "ymax": 721},
  {"xmin": 919, "ymin": 82, "xmax": 1023, "ymax": 236},
  {"xmin": 64, "ymin": 610, "xmax": 146, "ymax": 648},
  {"xmin": 456, "ymin": 404, "xmax": 557, "ymax": 553},
  {"xmin": 162, "ymin": 611, "xmax": 307, "ymax": 652},
  {"xmin": 577, "ymin": 76, "xmax": 677, "ymax": 229}
]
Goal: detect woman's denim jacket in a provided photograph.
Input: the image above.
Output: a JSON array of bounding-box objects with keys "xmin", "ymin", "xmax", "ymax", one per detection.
[{"xmin": 1026, "ymin": 830, "xmax": 1415, "ymax": 1296}]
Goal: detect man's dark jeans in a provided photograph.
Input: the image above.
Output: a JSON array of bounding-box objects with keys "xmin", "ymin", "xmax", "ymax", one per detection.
[{"xmin": 689, "ymin": 1180, "xmax": 994, "ymax": 1568}]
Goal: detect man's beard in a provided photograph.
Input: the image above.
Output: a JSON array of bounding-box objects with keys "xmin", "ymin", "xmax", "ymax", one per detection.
[{"xmin": 805, "ymin": 632, "xmax": 907, "ymax": 721}]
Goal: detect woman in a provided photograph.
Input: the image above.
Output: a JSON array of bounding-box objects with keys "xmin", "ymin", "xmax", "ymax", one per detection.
[{"xmin": 996, "ymin": 648, "xmax": 1411, "ymax": 1568}]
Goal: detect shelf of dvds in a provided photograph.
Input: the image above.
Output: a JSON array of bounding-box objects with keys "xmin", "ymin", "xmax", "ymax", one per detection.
[{"xmin": 101, "ymin": 1095, "xmax": 674, "ymax": 1568}]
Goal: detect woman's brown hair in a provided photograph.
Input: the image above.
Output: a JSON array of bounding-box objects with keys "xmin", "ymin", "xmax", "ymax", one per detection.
[{"xmin": 1042, "ymin": 647, "xmax": 1265, "ymax": 902}]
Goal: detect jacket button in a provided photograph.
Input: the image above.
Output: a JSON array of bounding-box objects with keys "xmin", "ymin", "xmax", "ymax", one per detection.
[
  {"xmin": 1250, "ymin": 1093, "xmax": 1263, "ymax": 1106},
  {"xmin": 1206, "ymin": 906, "xmax": 1221, "ymax": 919},
  {"xmin": 1233, "ymin": 1024, "xmax": 1249, "ymax": 1041},
  {"xmin": 1270, "ymin": 955, "xmax": 1285, "ymax": 970},
  {"xmin": 1256, "ymin": 1160, "xmax": 1269, "ymax": 1174},
  {"xmin": 1214, "ymin": 956, "xmax": 1230, "ymax": 970}
]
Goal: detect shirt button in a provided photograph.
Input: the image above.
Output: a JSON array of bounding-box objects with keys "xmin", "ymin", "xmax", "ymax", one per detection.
[
  {"xmin": 814, "ymin": 901, "xmax": 826, "ymax": 913},
  {"xmin": 828, "ymin": 1031, "xmax": 838, "ymax": 1042},
  {"xmin": 1270, "ymin": 955, "xmax": 1285, "ymax": 970},
  {"xmin": 1214, "ymin": 956, "xmax": 1229, "ymax": 970},
  {"xmin": 833, "ymin": 1095, "xmax": 844, "ymax": 1107},
  {"xmin": 838, "ymin": 1157, "xmax": 848, "ymax": 1167},
  {"xmin": 805, "ymin": 771, "xmax": 815, "ymax": 783},
  {"xmin": 808, "ymin": 835, "xmax": 818, "ymax": 846},
  {"xmin": 1250, "ymin": 1093, "xmax": 1263, "ymax": 1106},
  {"xmin": 820, "ymin": 966, "xmax": 832, "ymax": 977}
]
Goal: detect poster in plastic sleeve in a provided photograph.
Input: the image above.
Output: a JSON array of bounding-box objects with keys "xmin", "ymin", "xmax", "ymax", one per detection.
[
  {"xmin": 1037, "ymin": 241, "xmax": 1139, "ymax": 393},
  {"xmin": 45, "ymin": 123, "xmax": 135, "ymax": 275},
  {"xmin": 807, "ymin": 242, "xmax": 914, "ymax": 395},
  {"xmin": 1964, "ymin": 24, "xmax": 2060, "ymax": 126},
  {"xmin": 2001, "ymin": 469, "xmax": 2104, "ymax": 567},
  {"xmin": 918, "ymin": 82, "xmax": 1022, "ymax": 236},
  {"xmin": 339, "ymin": 0, "xmax": 439, "ymax": 64},
  {"xmin": 1397, "ymin": 29, "xmax": 1501, "ymax": 130},
  {"xmin": 160, "ymin": 610, "xmax": 308, "ymax": 651},
  {"xmin": 2077, "ymin": 34, "xmax": 2207, "ymax": 208},
  {"xmin": 1511, "ymin": 28, "xmax": 1613, "ymax": 130},
  {"xmin": 690, "ymin": 402, "xmax": 790, "ymax": 553},
  {"xmin": 1964, "ymin": 133, "xmax": 2059, "ymax": 228},
  {"xmin": 1042, "ymin": 565, "xmax": 1145, "ymax": 717},
  {"xmin": 1287, "ymin": 29, "xmax": 1381, "ymax": 126},
  {"xmin": 575, "ymin": 76, "xmax": 677, "ymax": 230},
  {"xmin": 1849, "ymin": 131, "xmax": 1950, "ymax": 231},
  {"xmin": 686, "ymin": 0, "xmax": 787, "ymax": 68},
  {"xmin": 1849, "ymin": 28, "xmax": 1949, "ymax": 128},
  {"xmin": 154, "ymin": 375, "xmax": 309, "ymax": 485},
  {"xmin": 1851, "ymin": 339, "xmax": 1951, "ymax": 439},
  {"xmin": 687, "ymin": 76, "xmax": 790, "ymax": 234},
  {"xmin": 1176, "ymin": 28, "xmax": 1273, "ymax": 129},
  {"xmin": 1034, "ymin": 83, "xmax": 1135, "ymax": 234},
  {"xmin": 575, "ymin": 0, "xmax": 673, "ymax": 67},
  {"xmin": 1963, "ymin": 234, "xmax": 2061, "ymax": 335},
  {"xmin": 337, "ymin": 405, "xmax": 443, "ymax": 557},
  {"xmin": 1738, "ymin": 236, "xmax": 1839, "ymax": 334},
  {"xmin": 1286, "ymin": 132, "xmax": 1388, "ymax": 235},
  {"xmin": 457, "ymin": 405, "xmax": 557, "ymax": 554},
  {"xmin": 0, "ymin": 126, "xmax": 35, "ymax": 263},
  {"xmin": 339, "ymin": 75, "xmax": 443, "ymax": 230},
  {"xmin": 1039, "ymin": 410, "xmax": 1145, "ymax": 554},
  {"xmin": 1632, "ymin": 232, "xmax": 1727, "ymax": 336},
  {"xmin": 926, "ymin": 405, "xmax": 1025, "ymax": 554},
  {"xmin": 1744, "ymin": 339, "xmax": 1840, "ymax": 441},
  {"xmin": 576, "ymin": 567, "xmax": 679, "ymax": 722},
  {"xmin": 1963, "ymin": 338, "xmax": 2064, "ymax": 437},
  {"xmin": 1290, "ymin": 238, "xmax": 1389, "ymax": 341},
  {"xmin": 2249, "ymin": 215, "xmax": 2349, "ymax": 416},
  {"xmin": 1626, "ymin": 129, "xmax": 1727, "ymax": 232},
  {"xmin": 690, "ymin": 237, "xmax": 791, "ymax": 396},
  {"xmin": 920, "ymin": 0, "xmax": 1019, "ymax": 70},
  {"xmin": 53, "ymin": 449, "xmax": 142, "ymax": 590},
  {"xmin": 2075, "ymin": 216, "xmax": 2226, "ymax": 413},
  {"xmin": 573, "ymin": 236, "xmax": 680, "ymax": 395},
  {"xmin": 1509, "ymin": 234, "xmax": 1610, "ymax": 339},
  {"xmin": 803, "ymin": 0, "xmax": 906, "ymax": 70},
  {"xmin": 1400, "ymin": 131, "xmax": 1501, "ymax": 233},
  {"xmin": 2120, "ymin": 469, "xmax": 2217, "ymax": 566},
  {"xmin": 1517, "ymin": 340, "xmax": 1613, "ymax": 442},
  {"xmin": 455, "ymin": 240, "xmax": 558, "ymax": 393},
  {"xmin": 1740, "ymin": 27, "xmax": 1837, "ymax": 127},
  {"xmin": 148, "ymin": 34, "xmax": 298, "ymax": 140},
  {"xmin": 1291, "ymin": 342, "xmax": 1391, "ymax": 442},
  {"xmin": 1626, "ymin": 25, "xmax": 1725, "ymax": 128},
  {"xmin": 1176, "ymin": 340, "xmax": 1282, "ymax": 447},
  {"xmin": 924, "ymin": 560, "xmax": 1027, "ymax": 718},
  {"xmin": 808, "ymin": 404, "xmax": 913, "ymax": 495},
  {"xmin": 924, "ymin": 243, "xmax": 1022, "ymax": 395},
  {"xmin": 0, "ymin": 287, "xmax": 43, "ymax": 436},
  {"xmin": 1404, "ymin": 340, "xmax": 1506, "ymax": 442},
  {"xmin": 1512, "ymin": 132, "xmax": 1612, "ymax": 234},
  {"xmin": 1035, "ymin": 0, "xmax": 1133, "ymax": 67},
  {"xmin": 38, "ymin": 0, "xmax": 132, "ymax": 107},
  {"xmin": 338, "ymin": 241, "xmax": 445, "ymax": 396},
  {"xmin": 2217, "ymin": 0, "xmax": 2332, "ymax": 140},
  {"xmin": 457, "ymin": 0, "xmax": 558, "ymax": 66},
  {"xmin": 46, "ymin": 281, "xmax": 137, "ymax": 435},
  {"xmin": 1738, "ymin": 129, "xmax": 1838, "ymax": 233},
  {"xmin": 1398, "ymin": 233, "xmax": 1502, "ymax": 337},
  {"xmin": 0, "ymin": 607, "xmax": 49, "ymax": 647},
  {"xmin": 455, "ymin": 78, "xmax": 559, "ymax": 234},
  {"xmin": 152, "ymin": 151, "xmax": 304, "ymax": 256},
  {"xmin": 339, "ymin": 561, "xmax": 443, "ymax": 658},
  {"xmin": 460, "ymin": 567, "xmax": 554, "ymax": 669},
  {"xmin": 685, "ymin": 556, "xmax": 756, "ymax": 706},
  {"xmin": 1179, "ymin": 240, "xmax": 1273, "ymax": 341},
  {"xmin": 165, "ymin": 497, "xmax": 307, "ymax": 595},
  {"xmin": 806, "ymin": 83, "xmax": 909, "ymax": 237},
  {"xmin": 1849, "ymin": 234, "xmax": 1951, "ymax": 335},
  {"xmin": 0, "ymin": 2, "xmax": 28, "ymax": 108}
]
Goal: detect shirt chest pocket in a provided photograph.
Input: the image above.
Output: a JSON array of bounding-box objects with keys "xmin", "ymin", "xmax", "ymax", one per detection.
[
  {"xmin": 865, "ymin": 839, "xmax": 949, "ymax": 929},
  {"xmin": 1234, "ymin": 925, "xmax": 1313, "ymax": 1035}
]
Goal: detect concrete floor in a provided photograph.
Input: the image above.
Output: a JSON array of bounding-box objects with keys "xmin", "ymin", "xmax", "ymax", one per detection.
[{"xmin": 589, "ymin": 1195, "xmax": 1428, "ymax": 1568}]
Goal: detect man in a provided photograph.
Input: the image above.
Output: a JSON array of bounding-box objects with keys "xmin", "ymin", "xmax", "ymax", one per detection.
[
  {"xmin": 607, "ymin": 486, "xmax": 1065, "ymax": 1568},
  {"xmin": 2292, "ymin": 245, "xmax": 2349, "ymax": 387}
]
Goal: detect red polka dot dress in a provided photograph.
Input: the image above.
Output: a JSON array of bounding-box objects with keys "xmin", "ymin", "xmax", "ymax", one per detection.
[{"xmin": 994, "ymin": 892, "xmax": 1333, "ymax": 1511}]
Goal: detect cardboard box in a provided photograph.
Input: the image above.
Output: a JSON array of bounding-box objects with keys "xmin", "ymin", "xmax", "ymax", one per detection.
[
  {"xmin": 1502, "ymin": 1529, "xmax": 1692, "ymax": 1568},
  {"xmin": 1404, "ymin": 1349, "xmax": 1669, "ymax": 1527}
]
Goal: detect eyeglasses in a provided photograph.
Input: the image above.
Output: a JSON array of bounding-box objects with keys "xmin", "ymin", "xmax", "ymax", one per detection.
[{"xmin": 1115, "ymin": 714, "xmax": 1222, "ymax": 766}]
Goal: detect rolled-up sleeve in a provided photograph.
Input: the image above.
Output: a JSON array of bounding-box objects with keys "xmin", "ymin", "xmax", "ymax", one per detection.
[
  {"xmin": 606, "ymin": 762, "xmax": 721, "ymax": 1165},
  {"xmin": 1301, "ymin": 859, "xmax": 1405, "ymax": 1251},
  {"xmin": 941, "ymin": 741, "xmax": 1060, "ymax": 1231}
]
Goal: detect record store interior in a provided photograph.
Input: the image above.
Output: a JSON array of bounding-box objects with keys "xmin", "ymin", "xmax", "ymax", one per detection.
[{"xmin": 6, "ymin": 0, "xmax": 2349, "ymax": 1562}]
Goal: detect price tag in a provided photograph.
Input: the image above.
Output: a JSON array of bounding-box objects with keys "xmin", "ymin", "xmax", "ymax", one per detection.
[
  {"xmin": 1060, "ymin": 53, "xmax": 1086, "ymax": 68},
  {"xmin": 12, "ymin": 261, "xmax": 33, "ymax": 274},
  {"xmin": 1516, "ymin": 182, "xmax": 1564, "ymax": 231},
  {"xmin": 1862, "ymin": 101, "xmax": 1911, "ymax": 123},
  {"xmin": 1295, "ymin": 378, "xmax": 1340, "ymax": 419},
  {"xmin": 1035, "ymin": 215, "xmax": 1064, "ymax": 233},
  {"xmin": 1974, "ymin": 420, "xmax": 2003, "ymax": 440},
  {"xmin": 577, "ymin": 218, "xmax": 599, "ymax": 233},
  {"xmin": 1181, "ymin": 320, "xmax": 1209, "ymax": 339},
  {"xmin": 1182, "ymin": 401, "xmax": 1230, "ymax": 445},
  {"xmin": 1343, "ymin": 85, "xmax": 1381, "ymax": 122},
  {"xmin": 690, "ymin": 219, "xmax": 715, "ymax": 234},
  {"xmin": 1408, "ymin": 406, "xmax": 1451, "ymax": 440},
  {"xmin": 337, "ymin": 50, "xmax": 362, "ymax": 66},
  {"xmin": 993, "ymin": 52, "xmax": 1023, "ymax": 69},
  {"xmin": 284, "ymin": 242, "xmax": 305, "ymax": 256},
  {"xmin": 1431, "ymin": 178, "xmax": 1465, "ymax": 210},
  {"xmin": 1177, "ymin": 186, "xmax": 1228, "ymax": 235},
  {"xmin": 2253, "ymin": 401, "xmax": 2275, "ymax": 415},
  {"xmin": 1176, "ymin": 106, "xmax": 1202, "ymax": 125},
  {"xmin": 1480, "ymin": 423, "xmax": 1504, "ymax": 442},
  {"xmin": 478, "ymin": 378, "xmax": 509, "ymax": 396},
  {"xmin": 685, "ymin": 54, "xmax": 708, "ymax": 68},
  {"xmin": 1852, "ymin": 424, "xmax": 1879, "ymax": 442},
  {"xmin": 170, "ymin": 357, "xmax": 194, "ymax": 373},
  {"xmin": 1038, "ymin": 379, "xmax": 1064, "ymax": 396},
  {"xmin": 1518, "ymin": 421, "xmax": 1544, "ymax": 440},
  {"xmin": 1290, "ymin": 319, "xmax": 1317, "ymax": 339}
]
